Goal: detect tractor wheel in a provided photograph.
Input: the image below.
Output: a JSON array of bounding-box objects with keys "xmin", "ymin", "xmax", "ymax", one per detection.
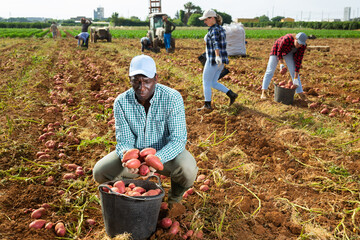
[
  {"xmin": 107, "ymin": 34, "xmax": 112, "ymax": 42},
  {"xmin": 170, "ymin": 38, "xmax": 176, "ymax": 50},
  {"xmin": 153, "ymin": 38, "xmax": 160, "ymax": 49},
  {"xmin": 94, "ymin": 35, "xmax": 98, "ymax": 43}
]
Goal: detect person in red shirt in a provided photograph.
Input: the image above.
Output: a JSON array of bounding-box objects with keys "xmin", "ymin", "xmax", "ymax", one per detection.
[{"xmin": 261, "ymin": 32, "xmax": 307, "ymax": 100}]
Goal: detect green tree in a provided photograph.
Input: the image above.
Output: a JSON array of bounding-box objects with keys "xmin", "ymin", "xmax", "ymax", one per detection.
[
  {"xmin": 258, "ymin": 15, "xmax": 270, "ymax": 22},
  {"xmin": 179, "ymin": 10, "xmax": 185, "ymax": 23},
  {"xmin": 187, "ymin": 13, "xmax": 202, "ymax": 26},
  {"xmin": 271, "ymin": 16, "xmax": 284, "ymax": 22},
  {"xmin": 215, "ymin": 10, "xmax": 232, "ymax": 24},
  {"xmin": 183, "ymin": 2, "xmax": 202, "ymax": 24},
  {"xmin": 110, "ymin": 12, "xmax": 119, "ymax": 26}
]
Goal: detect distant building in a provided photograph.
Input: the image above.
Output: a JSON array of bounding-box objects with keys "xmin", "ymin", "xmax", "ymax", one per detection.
[
  {"xmin": 280, "ymin": 17, "xmax": 295, "ymax": 22},
  {"xmin": 235, "ymin": 18, "xmax": 259, "ymax": 23},
  {"xmin": 344, "ymin": 7, "xmax": 351, "ymax": 21},
  {"xmin": 94, "ymin": 7, "xmax": 105, "ymax": 20}
]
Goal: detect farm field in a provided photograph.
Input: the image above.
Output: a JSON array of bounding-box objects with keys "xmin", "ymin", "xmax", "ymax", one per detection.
[
  {"xmin": 0, "ymin": 36, "xmax": 360, "ymax": 240},
  {"xmin": 1, "ymin": 27, "xmax": 360, "ymax": 39}
]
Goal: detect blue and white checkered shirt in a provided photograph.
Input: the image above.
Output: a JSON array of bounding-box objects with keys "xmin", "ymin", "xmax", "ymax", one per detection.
[
  {"xmin": 113, "ymin": 83, "xmax": 187, "ymax": 164},
  {"xmin": 205, "ymin": 24, "xmax": 229, "ymax": 65}
]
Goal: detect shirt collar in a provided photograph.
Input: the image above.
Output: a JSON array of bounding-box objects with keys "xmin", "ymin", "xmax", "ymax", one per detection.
[{"xmin": 208, "ymin": 23, "xmax": 218, "ymax": 31}]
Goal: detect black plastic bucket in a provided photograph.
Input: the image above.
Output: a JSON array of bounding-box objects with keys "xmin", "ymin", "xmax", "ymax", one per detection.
[
  {"xmin": 98, "ymin": 175, "xmax": 165, "ymax": 240},
  {"xmin": 274, "ymin": 83, "xmax": 296, "ymax": 105}
]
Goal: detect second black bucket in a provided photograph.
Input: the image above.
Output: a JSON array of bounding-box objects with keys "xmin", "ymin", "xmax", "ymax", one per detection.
[
  {"xmin": 98, "ymin": 175, "xmax": 165, "ymax": 240},
  {"xmin": 274, "ymin": 83, "xmax": 296, "ymax": 105}
]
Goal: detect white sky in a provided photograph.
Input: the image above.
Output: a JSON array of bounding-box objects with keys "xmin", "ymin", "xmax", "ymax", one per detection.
[{"xmin": 1, "ymin": 0, "xmax": 360, "ymax": 21}]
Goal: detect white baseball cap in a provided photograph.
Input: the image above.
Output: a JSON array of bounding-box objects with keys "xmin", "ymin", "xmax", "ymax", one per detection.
[
  {"xmin": 199, "ymin": 9, "xmax": 217, "ymax": 20},
  {"xmin": 129, "ymin": 55, "xmax": 156, "ymax": 78}
]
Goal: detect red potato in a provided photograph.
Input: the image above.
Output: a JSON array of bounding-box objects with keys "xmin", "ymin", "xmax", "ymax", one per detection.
[
  {"xmin": 142, "ymin": 189, "xmax": 160, "ymax": 196},
  {"xmin": 45, "ymin": 176, "xmax": 54, "ymax": 186},
  {"xmin": 185, "ymin": 230, "xmax": 194, "ymax": 237},
  {"xmin": 133, "ymin": 187, "xmax": 146, "ymax": 194},
  {"xmin": 168, "ymin": 221, "xmax": 180, "ymax": 235},
  {"xmin": 31, "ymin": 207, "xmax": 46, "ymax": 219},
  {"xmin": 38, "ymin": 154, "xmax": 50, "ymax": 160},
  {"xmin": 309, "ymin": 102, "xmax": 319, "ymax": 108},
  {"xmin": 279, "ymin": 81, "xmax": 286, "ymax": 86},
  {"xmin": 125, "ymin": 159, "xmax": 141, "ymax": 169},
  {"xmin": 183, "ymin": 192, "xmax": 189, "ymax": 198},
  {"xmin": 160, "ymin": 217, "xmax": 172, "ymax": 229},
  {"xmin": 41, "ymin": 203, "xmax": 51, "ymax": 209},
  {"xmin": 186, "ymin": 188, "xmax": 194, "ymax": 195},
  {"xmin": 62, "ymin": 173, "xmax": 77, "ymax": 180},
  {"xmin": 145, "ymin": 154, "xmax": 164, "ymax": 171},
  {"xmin": 85, "ymin": 219, "xmax": 96, "ymax": 226},
  {"xmin": 122, "ymin": 149, "xmax": 140, "ymax": 163},
  {"xmin": 320, "ymin": 108, "xmax": 329, "ymax": 114},
  {"xmin": 199, "ymin": 185, "xmax": 209, "ymax": 192},
  {"xmin": 113, "ymin": 181, "xmax": 126, "ymax": 193},
  {"xmin": 140, "ymin": 147, "xmax": 156, "ymax": 158},
  {"xmin": 110, "ymin": 187, "xmax": 120, "ymax": 193},
  {"xmin": 203, "ymin": 179, "xmax": 211, "ymax": 185},
  {"xmin": 102, "ymin": 184, "xmax": 113, "ymax": 193},
  {"xmin": 55, "ymin": 222, "xmax": 66, "ymax": 237},
  {"xmin": 128, "ymin": 183, "xmax": 136, "ymax": 189},
  {"xmin": 29, "ymin": 219, "xmax": 47, "ymax": 229},
  {"xmin": 63, "ymin": 163, "xmax": 78, "ymax": 171},
  {"xmin": 75, "ymin": 167, "xmax": 85, "ymax": 176},
  {"xmin": 160, "ymin": 202, "xmax": 168, "ymax": 210},
  {"xmin": 45, "ymin": 222, "xmax": 54, "ymax": 229},
  {"xmin": 127, "ymin": 191, "xmax": 142, "ymax": 196},
  {"xmin": 36, "ymin": 151, "xmax": 46, "ymax": 158},
  {"xmin": 196, "ymin": 174, "xmax": 206, "ymax": 182},
  {"xmin": 139, "ymin": 164, "xmax": 150, "ymax": 176},
  {"xmin": 194, "ymin": 230, "xmax": 204, "ymax": 239}
]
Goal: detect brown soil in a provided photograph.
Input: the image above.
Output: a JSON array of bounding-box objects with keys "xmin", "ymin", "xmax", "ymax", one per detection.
[{"xmin": 0, "ymin": 37, "xmax": 360, "ymax": 240}]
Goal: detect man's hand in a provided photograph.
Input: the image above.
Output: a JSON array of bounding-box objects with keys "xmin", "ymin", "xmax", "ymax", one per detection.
[{"xmin": 215, "ymin": 56, "xmax": 222, "ymax": 66}]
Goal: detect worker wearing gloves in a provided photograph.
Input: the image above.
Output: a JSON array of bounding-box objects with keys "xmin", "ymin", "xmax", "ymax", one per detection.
[
  {"xmin": 261, "ymin": 32, "xmax": 308, "ymax": 100},
  {"xmin": 93, "ymin": 55, "xmax": 198, "ymax": 205},
  {"xmin": 75, "ymin": 32, "xmax": 90, "ymax": 48},
  {"xmin": 162, "ymin": 15, "xmax": 176, "ymax": 53},
  {"xmin": 198, "ymin": 9, "xmax": 238, "ymax": 111}
]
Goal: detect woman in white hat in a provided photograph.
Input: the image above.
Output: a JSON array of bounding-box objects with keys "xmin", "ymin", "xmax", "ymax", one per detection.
[
  {"xmin": 197, "ymin": 9, "xmax": 238, "ymax": 111},
  {"xmin": 260, "ymin": 32, "xmax": 308, "ymax": 100}
]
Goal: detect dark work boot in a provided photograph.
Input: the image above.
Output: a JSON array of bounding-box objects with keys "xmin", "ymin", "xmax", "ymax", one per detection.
[
  {"xmin": 226, "ymin": 90, "xmax": 238, "ymax": 106},
  {"xmin": 167, "ymin": 180, "xmax": 188, "ymax": 205},
  {"xmin": 197, "ymin": 101, "xmax": 212, "ymax": 112}
]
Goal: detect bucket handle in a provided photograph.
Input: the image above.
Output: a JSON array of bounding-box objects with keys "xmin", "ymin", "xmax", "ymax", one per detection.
[{"xmin": 145, "ymin": 174, "xmax": 162, "ymax": 188}]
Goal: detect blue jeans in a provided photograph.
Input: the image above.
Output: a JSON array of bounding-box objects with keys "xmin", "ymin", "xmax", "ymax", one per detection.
[
  {"xmin": 164, "ymin": 33, "xmax": 171, "ymax": 50},
  {"xmin": 203, "ymin": 59, "xmax": 229, "ymax": 102},
  {"xmin": 262, "ymin": 54, "xmax": 303, "ymax": 93}
]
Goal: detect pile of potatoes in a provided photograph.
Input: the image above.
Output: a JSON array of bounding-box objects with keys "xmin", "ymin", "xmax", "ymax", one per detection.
[
  {"xmin": 122, "ymin": 148, "xmax": 164, "ymax": 175},
  {"xmin": 101, "ymin": 180, "xmax": 162, "ymax": 197}
]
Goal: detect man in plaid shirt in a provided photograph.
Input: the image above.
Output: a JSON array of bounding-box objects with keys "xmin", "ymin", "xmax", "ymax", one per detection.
[
  {"xmin": 93, "ymin": 55, "xmax": 198, "ymax": 205},
  {"xmin": 261, "ymin": 32, "xmax": 308, "ymax": 100}
]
